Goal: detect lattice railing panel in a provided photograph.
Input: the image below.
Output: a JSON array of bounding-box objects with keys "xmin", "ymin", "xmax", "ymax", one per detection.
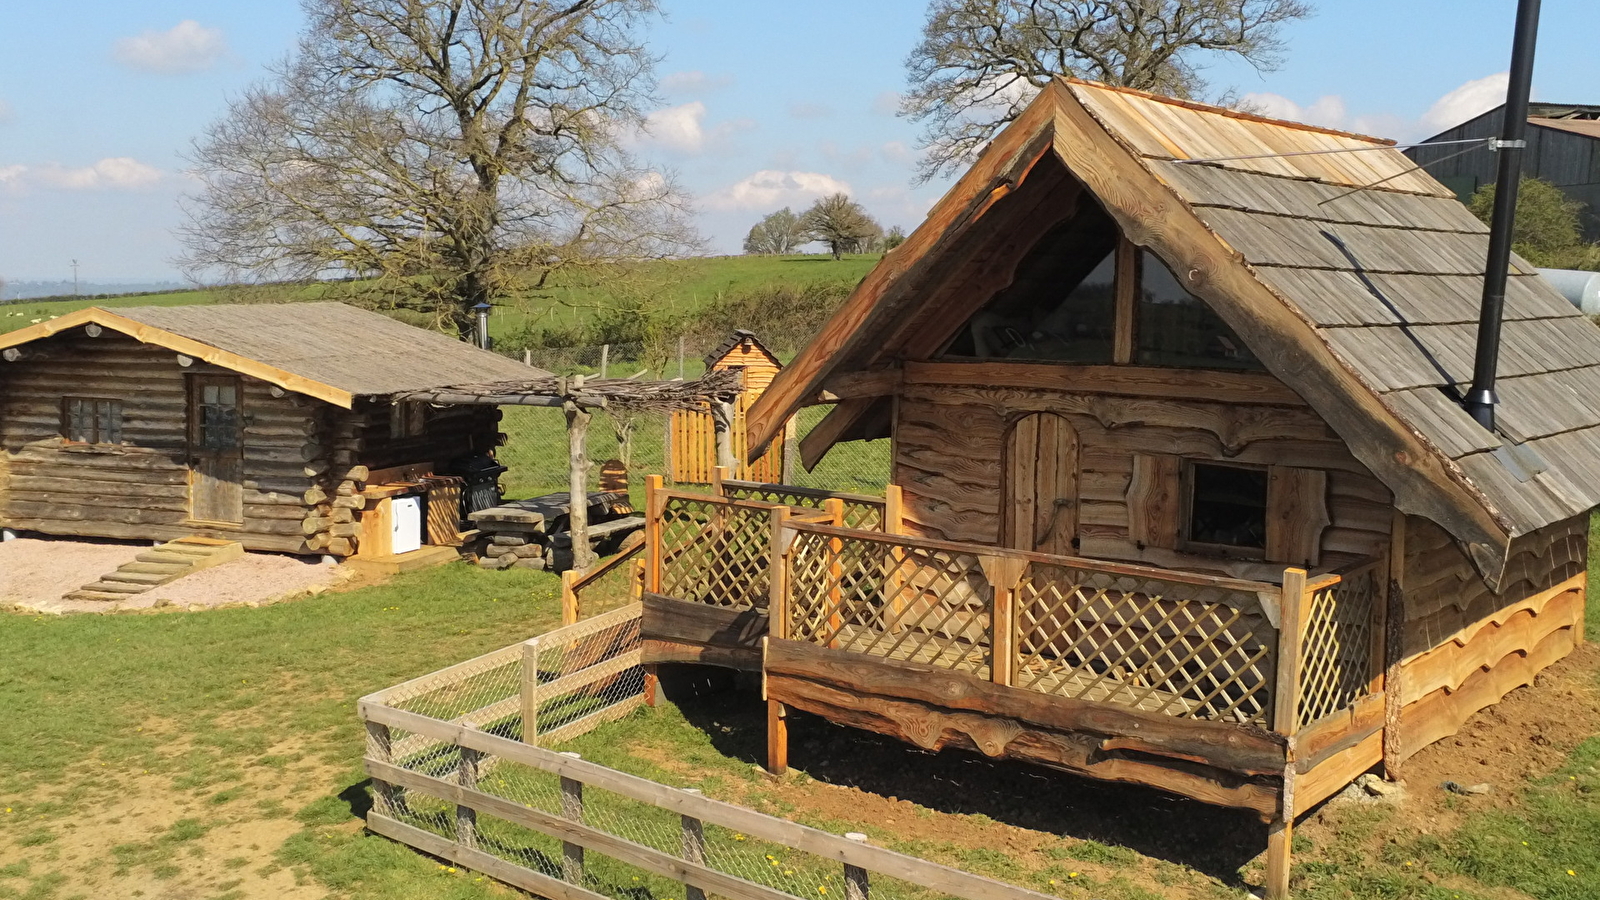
[
  {"xmin": 1012, "ymin": 564, "xmax": 1276, "ymax": 725},
  {"xmin": 572, "ymin": 543, "xmax": 643, "ymax": 617},
  {"xmin": 1298, "ymin": 564, "xmax": 1380, "ymax": 728},
  {"xmin": 787, "ymin": 530, "xmax": 992, "ymax": 676},
  {"xmin": 658, "ymin": 495, "xmax": 773, "ymax": 609},
  {"xmin": 721, "ymin": 482, "xmax": 886, "ymax": 531}
]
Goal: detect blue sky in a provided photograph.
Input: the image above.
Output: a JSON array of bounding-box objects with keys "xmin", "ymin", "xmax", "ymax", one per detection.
[{"xmin": 0, "ymin": 0, "xmax": 1596, "ymax": 283}]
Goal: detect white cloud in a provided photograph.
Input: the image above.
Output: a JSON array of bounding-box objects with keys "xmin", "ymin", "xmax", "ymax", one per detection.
[
  {"xmin": 637, "ymin": 102, "xmax": 754, "ymax": 155},
  {"xmin": 660, "ymin": 70, "xmax": 733, "ymax": 95},
  {"xmin": 113, "ymin": 20, "xmax": 227, "ymax": 74},
  {"xmin": 704, "ymin": 170, "xmax": 853, "ymax": 211},
  {"xmin": 789, "ymin": 102, "xmax": 832, "ymax": 119},
  {"xmin": 0, "ymin": 158, "xmax": 168, "ymax": 192},
  {"xmin": 881, "ymin": 141, "xmax": 913, "ymax": 165},
  {"xmin": 1420, "ymin": 72, "xmax": 1509, "ymax": 133},
  {"xmin": 1239, "ymin": 92, "xmax": 1348, "ymax": 130},
  {"xmin": 871, "ymin": 91, "xmax": 902, "ymax": 116}
]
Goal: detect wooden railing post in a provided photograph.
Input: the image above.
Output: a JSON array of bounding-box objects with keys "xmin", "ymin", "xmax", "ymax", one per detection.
[
  {"xmin": 845, "ymin": 832, "xmax": 870, "ymax": 900},
  {"xmin": 712, "ymin": 465, "xmax": 729, "ymax": 497},
  {"xmin": 1267, "ymin": 567, "xmax": 1308, "ymax": 900},
  {"xmin": 560, "ymin": 752, "xmax": 585, "ymax": 884},
  {"xmin": 364, "ymin": 719, "xmax": 401, "ymax": 815},
  {"xmin": 645, "ymin": 474, "xmax": 664, "ymax": 593},
  {"xmin": 457, "ymin": 741, "xmax": 480, "ymax": 850},
  {"xmin": 980, "ymin": 556, "xmax": 1024, "ymax": 688},
  {"xmin": 824, "ymin": 498, "xmax": 846, "ymax": 647},
  {"xmin": 1384, "ymin": 512, "xmax": 1407, "ymax": 781},
  {"xmin": 521, "ymin": 637, "xmax": 540, "ymax": 744},
  {"xmin": 883, "ymin": 484, "xmax": 904, "ymax": 535},
  {"xmin": 767, "ymin": 507, "xmax": 793, "ymax": 777},
  {"xmin": 682, "ymin": 789, "xmax": 708, "ymax": 900},
  {"xmin": 561, "ymin": 570, "xmax": 580, "ymax": 625}
]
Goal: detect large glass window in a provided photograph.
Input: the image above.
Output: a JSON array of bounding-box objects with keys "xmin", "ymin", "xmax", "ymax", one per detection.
[
  {"xmin": 942, "ymin": 201, "xmax": 1118, "ymax": 363},
  {"xmin": 1136, "ymin": 252, "xmax": 1264, "ymax": 371}
]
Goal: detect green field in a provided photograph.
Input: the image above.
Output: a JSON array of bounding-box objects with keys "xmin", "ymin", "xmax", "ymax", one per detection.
[
  {"xmin": 0, "ymin": 528, "xmax": 1597, "ymax": 899},
  {"xmin": 0, "ymin": 254, "xmax": 881, "ymax": 342}
]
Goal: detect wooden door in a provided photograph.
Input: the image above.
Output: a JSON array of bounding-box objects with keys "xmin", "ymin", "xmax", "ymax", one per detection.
[
  {"xmin": 1002, "ymin": 413, "xmax": 1080, "ymax": 556},
  {"xmin": 188, "ymin": 374, "xmax": 244, "ymax": 525}
]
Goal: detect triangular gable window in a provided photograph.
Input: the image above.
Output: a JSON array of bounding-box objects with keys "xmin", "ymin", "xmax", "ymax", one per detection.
[
  {"xmin": 941, "ymin": 194, "xmax": 1261, "ymax": 372},
  {"xmin": 941, "ymin": 198, "xmax": 1118, "ymax": 363}
]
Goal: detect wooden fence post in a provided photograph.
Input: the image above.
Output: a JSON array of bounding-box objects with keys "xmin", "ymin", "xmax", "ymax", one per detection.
[
  {"xmin": 845, "ymin": 832, "xmax": 870, "ymax": 900},
  {"xmin": 767, "ymin": 506, "xmax": 794, "ymax": 778},
  {"xmin": 521, "ymin": 637, "xmax": 540, "ymax": 744},
  {"xmin": 1267, "ymin": 567, "xmax": 1307, "ymax": 900},
  {"xmin": 1384, "ymin": 512, "xmax": 1407, "ymax": 781},
  {"xmin": 681, "ymin": 789, "xmax": 708, "ymax": 900},
  {"xmin": 712, "ymin": 465, "xmax": 729, "ymax": 497},
  {"xmin": 364, "ymin": 719, "xmax": 401, "ymax": 815},
  {"xmin": 560, "ymin": 752, "xmax": 585, "ymax": 884},
  {"xmin": 645, "ymin": 474, "xmax": 664, "ymax": 593},
  {"xmin": 632, "ymin": 557, "xmax": 646, "ymax": 601},
  {"xmin": 561, "ymin": 570, "xmax": 580, "ymax": 625},
  {"xmin": 457, "ymin": 742, "xmax": 480, "ymax": 850}
]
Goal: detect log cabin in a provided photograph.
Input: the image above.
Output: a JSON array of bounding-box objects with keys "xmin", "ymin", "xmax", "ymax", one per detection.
[
  {"xmin": 628, "ymin": 79, "xmax": 1600, "ymax": 897},
  {"xmin": 670, "ymin": 330, "xmax": 788, "ymax": 483},
  {"xmin": 0, "ymin": 302, "xmax": 547, "ymax": 562}
]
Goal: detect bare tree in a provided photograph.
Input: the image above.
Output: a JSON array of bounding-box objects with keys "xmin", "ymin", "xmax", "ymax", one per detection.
[
  {"xmin": 902, "ymin": 0, "xmax": 1312, "ymax": 181},
  {"xmin": 800, "ymin": 194, "xmax": 882, "ymax": 260},
  {"xmin": 180, "ymin": 0, "xmax": 700, "ymax": 335},
  {"xmin": 743, "ymin": 207, "xmax": 808, "ymax": 255}
]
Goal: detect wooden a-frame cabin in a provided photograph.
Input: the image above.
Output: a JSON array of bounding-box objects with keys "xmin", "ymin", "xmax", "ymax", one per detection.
[{"xmin": 620, "ymin": 79, "xmax": 1599, "ymax": 897}]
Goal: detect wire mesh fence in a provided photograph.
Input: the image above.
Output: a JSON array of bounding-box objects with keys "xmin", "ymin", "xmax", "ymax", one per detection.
[
  {"xmin": 361, "ymin": 601, "xmax": 1060, "ymax": 900},
  {"xmin": 489, "ymin": 339, "xmax": 891, "ymax": 505}
]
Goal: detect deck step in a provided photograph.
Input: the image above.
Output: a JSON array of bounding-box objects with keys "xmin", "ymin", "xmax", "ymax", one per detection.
[{"xmin": 64, "ymin": 538, "xmax": 245, "ymax": 602}]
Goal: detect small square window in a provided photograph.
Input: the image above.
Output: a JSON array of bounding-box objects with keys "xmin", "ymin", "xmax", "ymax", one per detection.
[
  {"xmin": 61, "ymin": 397, "xmax": 122, "ymax": 445},
  {"xmin": 1185, "ymin": 462, "xmax": 1267, "ymax": 552},
  {"xmin": 390, "ymin": 401, "xmax": 428, "ymax": 438}
]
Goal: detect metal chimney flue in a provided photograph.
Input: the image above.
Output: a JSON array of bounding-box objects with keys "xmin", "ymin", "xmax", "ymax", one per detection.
[{"xmin": 1463, "ymin": 0, "xmax": 1542, "ymax": 432}]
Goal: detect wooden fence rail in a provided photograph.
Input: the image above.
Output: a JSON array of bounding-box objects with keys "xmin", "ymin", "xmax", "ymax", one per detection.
[{"xmin": 359, "ymin": 697, "xmax": 1063, "ymax": 900}]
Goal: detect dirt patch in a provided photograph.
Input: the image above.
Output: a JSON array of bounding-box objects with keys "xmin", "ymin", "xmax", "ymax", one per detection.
[{"xmin": 0, "ymin": 536, "xmax": 350, "ymax": 614}]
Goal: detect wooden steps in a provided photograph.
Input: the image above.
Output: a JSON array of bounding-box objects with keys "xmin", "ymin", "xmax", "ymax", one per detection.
[
  {"xmin": 64, "ymin": 537, "xmax": 244, "ymax": 602},
  {"xmin": 344, "ymin": 544, "xmax": 461, "ymax": 577}
]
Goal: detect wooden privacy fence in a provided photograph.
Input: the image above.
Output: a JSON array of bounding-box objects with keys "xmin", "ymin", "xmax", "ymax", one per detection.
[
  {"xmin": 361, "ymin": 697, "xmax": 1063, "ymax": 900},
  {"xmin": 769, "ymin": 519, "xmax": 1386, "ymax": 733}
]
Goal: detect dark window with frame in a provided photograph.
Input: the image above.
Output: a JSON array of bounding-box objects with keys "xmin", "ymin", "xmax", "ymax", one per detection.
[
  {"xmin": 61, "ymin": 397, "xmax": 122, "ymax": 445},
  {"xmin": 1185, "ymin": 462, "xmax": 1268, "ymax": 552}
]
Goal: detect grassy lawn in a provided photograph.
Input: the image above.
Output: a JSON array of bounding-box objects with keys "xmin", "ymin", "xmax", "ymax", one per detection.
[
  {"xmin": 0, "ymin": 254, "xmax": 880, "ymax": 341},
  {"xmin": 0, "ymin": 528, "xmax": 1596, "ymax": 900}
]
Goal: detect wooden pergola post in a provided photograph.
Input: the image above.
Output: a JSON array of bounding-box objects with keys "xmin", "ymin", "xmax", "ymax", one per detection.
[
  {"xmin": 711, "ymin": 399, "xmax": 737, "ymax": 474},
  {"xmin": 563, "ymin": 395, "xmax": 595, "ymax": 572}
]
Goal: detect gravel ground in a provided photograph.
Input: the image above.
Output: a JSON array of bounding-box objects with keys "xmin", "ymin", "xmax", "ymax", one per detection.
[{"xmin": 0, "ymin": 536, "xmax": 348, "ymax": 614}]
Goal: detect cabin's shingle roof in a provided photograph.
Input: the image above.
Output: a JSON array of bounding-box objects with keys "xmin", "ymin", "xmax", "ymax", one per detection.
[
  {"xmin": 1070, "ymin": 82, "xmax": 1600, "ymax": 536},
  {"xmin": 106, "ymin": 302, "xmax": 547, "ymax": 399}
]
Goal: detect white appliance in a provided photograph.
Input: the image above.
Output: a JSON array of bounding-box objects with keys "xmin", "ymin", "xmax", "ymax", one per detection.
[{"xmin": 391, "ymin": 495, "xmax": 424, "ymax": 554}]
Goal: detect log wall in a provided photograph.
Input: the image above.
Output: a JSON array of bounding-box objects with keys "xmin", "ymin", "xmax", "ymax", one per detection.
[
  {"xmin": 349, "ymin": 399, "xmax": 501, "ymax": 472},
  {"xmin": 1393, "ymin": 513, "xmax": 1588, "ymax": 763},
  {"xmin": 890, "ymin": 376, "xmax": 1393, "ymax": 577},
  {"xmin": 0, "ymin": 331, "xmax": 318, "ymax": 553}
]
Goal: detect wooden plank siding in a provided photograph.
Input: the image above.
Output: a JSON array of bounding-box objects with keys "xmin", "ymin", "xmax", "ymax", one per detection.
[
  {"xmin": 0, "ymin": 331, "xmax": 319, "ymax": 552},
  {"xmin": 890, "ymin": 373, "xmax": 1392, "ymax": 580}
]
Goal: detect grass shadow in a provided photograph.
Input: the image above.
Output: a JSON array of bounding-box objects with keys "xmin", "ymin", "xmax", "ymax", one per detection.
[{"xmin": 658, "ymin": 665, "xmax": 1262, "ymax": 886}]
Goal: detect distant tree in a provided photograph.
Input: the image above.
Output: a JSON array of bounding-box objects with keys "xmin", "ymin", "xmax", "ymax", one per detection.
[
  {"xmin": 902, "ymin": 0, "xmax": 1312, "ymax": 181},
  {"xmin": 801, "ymin": 194, "xmax": 882, "ymax": 260},
  {"xmin": 1469, "ymin": 177, "xmax": 1600, "ymax": 270},
  {"xmin": 180, "ymin": 0, "xmax": 699, "ymax": 336},
  {"xmin": 743, "ymin": 208, "xmax": 808, "ymax": 255},
  {"xmin": 882, "ymin": 226, "xmax": 908, "ymax": 251}
]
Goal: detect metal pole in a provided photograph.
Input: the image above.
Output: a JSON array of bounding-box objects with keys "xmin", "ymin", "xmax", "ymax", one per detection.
[{"xmin": 1463, "ymin": 0, "xmax": 1541, "ymax": 431}]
